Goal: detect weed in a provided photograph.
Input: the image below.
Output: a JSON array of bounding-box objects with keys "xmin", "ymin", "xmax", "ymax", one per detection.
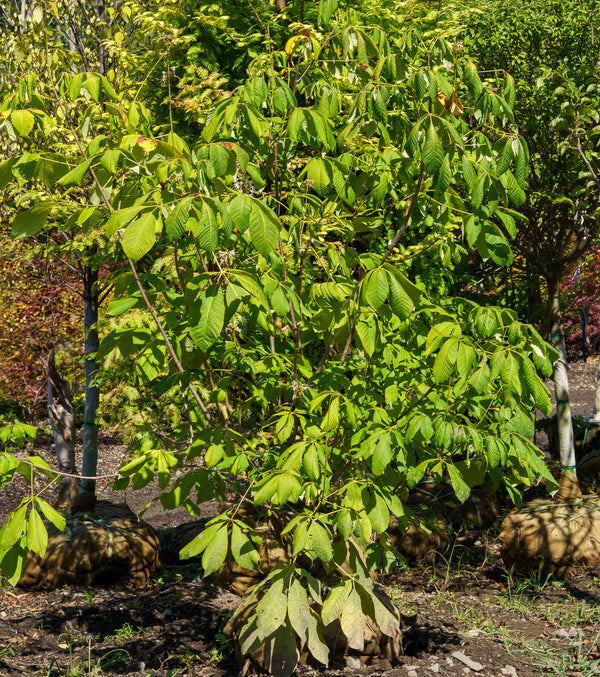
[
  {"xmin": 105, "ymin": 623, "xmax": 146, "ymax": 641},
  {"xmin": 0, "ymin": 644, "xmax": 15, "ymax": 658},
  {"xmin": 98, "ymin": 648, "xmax": 133, "ymax": 671}
]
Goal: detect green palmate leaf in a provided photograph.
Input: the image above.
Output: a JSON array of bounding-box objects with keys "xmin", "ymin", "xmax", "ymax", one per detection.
[
  {"xmin": 229, "ymin": 270, "xmax": 270, "ymax": 309},
  {"xmin": 202, "ymin": 524, "xmax": 229, "ymax": 576},
  {"xmin": 497, "ymin": 209, "xmax": 516, "ymax": 238},
  {"xmin": 456, "ymin": 342, "xmax": 476, "ymax": 376},
  {"xmin": 292, "ymin": 519, "xmax": 309, "ymax": 555},
  {"xmin": 471, "ymin": 175, "xmax": 486, "ymax": 210},
  {"xmin": 422, "ymin": 120, "xmax": 444, "ymax": 173},
  {"xmin": 249, "ymin": 202, "xmax": 280, "ymax": 258},
  {"xmin": 305, "ymin": 157, "xmax": 331, "ymax": 194},
  {"xmin": 190, "ymin": 284, "xmax": 225, "ymax": 352},
  {"xmin": 165, "ymin": 198, "xmax": 193, "ymax": 240},
  {"xmin": 360, "ymin": 269, "xmax": 388, "ymax": 310},
  {"xmin": 367, "ymin": 492, "xmax": 390, "ymax": 533},
  {"xmin": 275, "ymin": 472, "xmax": 303, "ymax": 504},
  {"xmin": 0, "ymin": 504, "xmax": 27, "ymax": 551},
  {"xmin": 432, "ymin": 337, "xmax": 459, "ymax": 383},
  {"xmin": 254, "ymin": 475, "xmax": 280, "ymax": 505},
  {"xmin": 461, "ymin": 156, "xmax": 476, "ymax": 188},
  {"xmin": 303, "ymin": 444, "xmax": 321, "ymax": 482},
  {"xmin": 12, "ymin": 203, "xmax": 54, "ymax": 239},
  {"xmin": 370, "ymin": 431, "xmax": 392, "ymax": 476},
  {"xmin": 121, "ymin": 211, "xmax": 158, "ymax": 261},
  {"xmin": 318, "ymin": 0, "xmax": 338, "ymax": 24},
  {"xmin": 26, "ymin": 509, "xmax": 48, "ymax": 558},
  {"xmin": 287, "ymin": 108, "xmax": 305, "ymax": 141},
  {"xmin": 369, "ymin": 588, "xmax": 401, "ymax": 638},
  {"xmin": 464, "ymin": 62, "xmax": 483, "ymax": 98},
  {"xmin": 496, "ymin": 138, "xmax": 513, "ymax": 175},
  {"xmin": 447, "ymin": 463, "xmax": 470, "ymax": 503},
  {"xmin": 256, "ymin": 576, "xmax": 287, "ymax": 638},
  {"xmin": 33, "ymin": 498, "xmax": 66, "ymax": 532},
  {"xmin": 209, "ymin": 143, "xmax": 230, "ymax": 177},
  {"xmin": 100, "ymin": 149, "xmax": 121, "ymax": 174},
  {"xmin": 57, "ymin": 158, "xmax": 93, "ymax": 186},
  {"xmin": 504, "ymin": 170, "xmax": 526, "ymax": 207},
  {"xmin": 322, "ymin": 580, "xmax": 352, "ymax": 625},
  {"xmin": 521, "ymin": 357, "xmax": 552, "ymax": 415},
  {"xmin": 85, "ymin": 74, "xmax": 101, "ymax": 101},
  {"xmin": 179, "ymin": 521, "xmax": 223, "ymax": 564},
  {"xmin": 384, "ymin": 265, "xmax": 421, "ymax": 317},
  {"xmin": 307, "ymin": 607, "xmax": 329, "ymax": 665},
  {"xmin": 474, "ymin": 308, "xmax": 499, "ymax": 338},
  {"xmin": 322, "ymin": 396, "xmax": 340, "ymax": 432},
  {"xmin": 156, "ymin": 449, "xmax": 178, "ymax": 489},
  {"xmin": 228, "ymin": 193, "xmax": 253, "ymax": 232},
  {"xmin": 10, "ymin": 110, "xmax": 35, "ymax": 137},
  {"xmin": 262, "ymin": 623, "xmax": 299, "ymax": 677},
  {"xmin": 355, "ymin": 318, "xmax": 377, "ymax": 357},
  {"xmin": 340, "ymin": 588, "xmax": 366, "ymax": 651},
  {"xmin": 501, "ymin": 352, "xmax": 522, "ymax": 396},
  {"xmin": 307, "ymin": 521, "xmax": 333, "ymax": 562},
  {"xmin": 469, "ymin": 363, "xmax": 490, "ymax": 393},
  {"xmin": 105, "ymin": 205, "xmax": 148, "ymax": 237},
  {"xmin": 197, "ymin": 200, "xmax": 219, "ymax": 253},
  {"xmin": 288, "ymin": 579, "xmax": 310, "ymax": 646},
  {"xmin": 0, "ymin": 158, "xmax": 14, "ymax": 188},
  {"xmin": 483, "ymin": 222, "xmax": 512, "ymax": 266},
  {"xmin": 336, "ymin": 509, "xmax": 352, "ymax": 539},
  {"xmin": 230, "ymin": 523, "xmax": 260, "ymax": 570},
  {"xmin": 275, "ymin": 412, "xmax": 295, "ymax": 443}
]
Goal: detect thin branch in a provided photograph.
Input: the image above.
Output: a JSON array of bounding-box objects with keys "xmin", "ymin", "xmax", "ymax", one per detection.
[
  {"xmin": 381, "ymin": 162, "xmax": 425, "ymax": 266},
  {"xmin": 51, "ymin": 96, "xmax": 213, "ymax": 423}
]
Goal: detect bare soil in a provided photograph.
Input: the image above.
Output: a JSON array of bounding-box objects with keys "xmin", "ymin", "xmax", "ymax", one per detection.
[{"xmin": 1, "ymin": 360, "xmax": 600, "ymax": 677}]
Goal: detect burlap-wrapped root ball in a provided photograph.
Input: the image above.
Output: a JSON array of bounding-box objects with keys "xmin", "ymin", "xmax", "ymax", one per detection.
[
  {"xmin": 172, "ymin": 503, "xmax": 294, "ymax": 597},
  {"xmin": 500, "ymin": 478, "xmax": 600, "ymax": 576},
  {"xmin": 389, "ymin": 480, "xmax": 501, "ymax": 562},
  {"xmin": 18, "ymin": 500, "xmax": 160, "ymax": 590}
]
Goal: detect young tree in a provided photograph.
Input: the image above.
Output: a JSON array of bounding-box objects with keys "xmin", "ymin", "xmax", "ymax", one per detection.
[{"xmin": 1, "ymin": 0, "xmax": 557, "ymax": 668}]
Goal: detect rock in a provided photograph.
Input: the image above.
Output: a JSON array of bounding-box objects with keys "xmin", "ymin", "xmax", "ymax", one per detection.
[
  {"xmin": 451, "ymin": 651, "xmax": 484, "ymax": 671},
  {"xmin": 501, "ymin": 666, "xmax": 518, "ymax": 677}
]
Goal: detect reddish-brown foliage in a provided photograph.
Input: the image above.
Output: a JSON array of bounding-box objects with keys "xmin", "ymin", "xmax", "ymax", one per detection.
[{"xmin": 0, "ymin": 249, "xmax": 83, "ymax": 421}]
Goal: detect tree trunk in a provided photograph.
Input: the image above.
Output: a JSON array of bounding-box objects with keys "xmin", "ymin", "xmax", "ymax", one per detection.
[
  {"xmin": 80, "ymin": 266, "xmax": 100, "ymax": 496},
  {"xmin": 546, "ymin": 275, "xmax": 578, "ymax": 487},
  {"xmin": 48, "ymin": 350, "xmax": 79, "ymax": 507}
]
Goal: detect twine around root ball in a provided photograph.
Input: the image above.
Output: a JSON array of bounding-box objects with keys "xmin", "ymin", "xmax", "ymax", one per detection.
[{"xmin": 500, "ymin": 494, "xmax": 600, "ymax": 576}]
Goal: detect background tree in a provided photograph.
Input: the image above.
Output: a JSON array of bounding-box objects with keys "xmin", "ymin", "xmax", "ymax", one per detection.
[{"xmin": 459, "ymin": 0, "xmax": 600, "ymax": 483}]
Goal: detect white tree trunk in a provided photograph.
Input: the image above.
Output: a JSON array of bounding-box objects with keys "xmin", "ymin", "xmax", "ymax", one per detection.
[{"xmin": 547, "ymin": 276, "xmax": 577, "ymax": 481}]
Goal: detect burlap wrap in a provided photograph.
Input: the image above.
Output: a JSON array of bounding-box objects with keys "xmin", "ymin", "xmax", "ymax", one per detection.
[{"xmin": 18, "ymin": 500, "xmax": 160, "ymax": 589}]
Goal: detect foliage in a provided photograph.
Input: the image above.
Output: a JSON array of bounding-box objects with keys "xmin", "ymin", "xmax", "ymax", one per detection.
[
  {"xmin": 461, "ymin": 0, "xmax": 600, "ymax": 312},
  {"xmin": 0, "ymin": 248, "xmax": 83, "ymax": 421},
  {"xmin": 460, "ymin": 0, "xmax": 600, "ymax": 474},
  {"xmin": 562, "ymin": 249, "xmax": 600, "ymax": 360},
  {"xmin": 0, "ymin": 0, "xmax": 560, "ymax": 671}
]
